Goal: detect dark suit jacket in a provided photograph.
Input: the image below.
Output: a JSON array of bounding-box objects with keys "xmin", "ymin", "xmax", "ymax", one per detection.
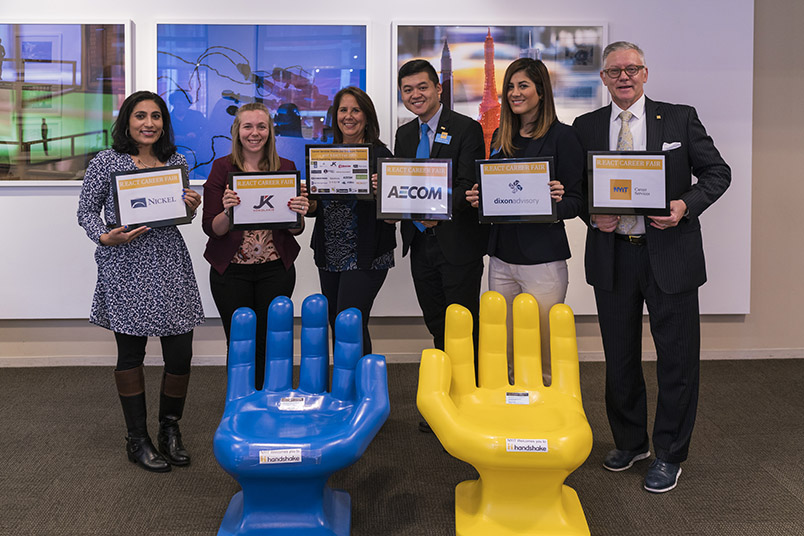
[
  {"xmin": 572, "ymin": 97, "xmax": 731, "ymax": 294},
  {"xmin": 201, "ymin": 155, "xmax": 300, "ymax": 275},
  {"xmin": 488, "ymin": 121, "xmax": 585, "ymax": 264},
  {"xmin": 394, "ymin": 108, "xmax": 488, "ymax": 264}
]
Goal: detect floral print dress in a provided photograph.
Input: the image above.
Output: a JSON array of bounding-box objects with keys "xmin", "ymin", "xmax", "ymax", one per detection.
[{"xmin": 77, "ymin": 149, "xmax": 204, "ymax": 337}]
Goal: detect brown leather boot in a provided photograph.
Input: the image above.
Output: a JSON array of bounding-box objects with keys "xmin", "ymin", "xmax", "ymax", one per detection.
[
  {"xmin": 115, "ymin": 366, "xmax": 171, "ymax": 473},
  {"xmin": 157, "ymin": 371, "xmax": 191, "ymax": 466}
]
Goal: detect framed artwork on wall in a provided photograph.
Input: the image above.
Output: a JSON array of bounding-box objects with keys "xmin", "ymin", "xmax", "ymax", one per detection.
[
  {"xmin": 393, "ymin": 23, "xmax": 607, "ymax": 157},
  {"xmin": 156, "ymin": 23, "xmax": 368, "ymax": 182},
  {"xmin": 0, "ymin": 22, "xmax": 130, "ymax": 181}
]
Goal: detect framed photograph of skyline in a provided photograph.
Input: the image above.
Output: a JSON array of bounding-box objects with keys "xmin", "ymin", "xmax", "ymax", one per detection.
[
  {"xmin": 156, "ymin": 23, "xmax": 368, "ymax": 182},
  {"xmin": 0, "ymin": 22, "xmax": 130, "ymax": 181},
  {"xmin": 393, "ymin": 23, "xmax": 607, "ymax": 157}
]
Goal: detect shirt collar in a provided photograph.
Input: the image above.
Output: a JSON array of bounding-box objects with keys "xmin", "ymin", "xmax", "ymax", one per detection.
[
  {"xmin": 419, "ymin": 104, "xmax": 444, "ymax": 132},
  {"xmin": 610, "ymin": 94, "xmax": 646, "ymax": 122}
]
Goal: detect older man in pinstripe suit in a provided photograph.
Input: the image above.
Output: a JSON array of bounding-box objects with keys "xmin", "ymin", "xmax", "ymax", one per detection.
[{"xmin": 572, "ymin": 42, "xmax": 731, "ymax": 493}]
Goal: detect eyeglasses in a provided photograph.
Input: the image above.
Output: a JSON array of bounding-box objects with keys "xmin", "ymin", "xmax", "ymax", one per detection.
[{"xmin": 602, "ymin": 65, "xmax": 645, "ymax": 79}]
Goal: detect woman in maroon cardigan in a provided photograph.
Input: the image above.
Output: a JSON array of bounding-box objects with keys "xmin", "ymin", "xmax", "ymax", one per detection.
[{"xmin": 202, "ymin": 102, "xmax": 308, "ymax": 388}]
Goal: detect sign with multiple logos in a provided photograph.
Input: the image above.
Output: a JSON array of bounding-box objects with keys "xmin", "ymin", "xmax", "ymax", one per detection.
[
  {"xmin": 476, "ymin": 157, "xmax": 557, "ymax": 223},
  {"xmin": 112, "ymin": 165, "xmax": 192, "ymax": 228},
  {"xmin": 376, "ymin": 158, "xmax": 452, "ymax": 220},
  {"xmin": 587, "ymin": 151, "xmax": 669, "ymax": 215},
  {"xmin": 306, "ymin": 144, "xmax": 372, "ymax": 199},
  {"xmin": 228, "ymin": 171, "xmax": 302, "ymax": 230}
]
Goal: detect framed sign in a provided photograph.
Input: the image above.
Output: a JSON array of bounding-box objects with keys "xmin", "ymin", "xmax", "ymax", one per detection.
[
  {"xmin": 228, "ymin": 171, "xmax": 302, "ymax": 230},
  {"xmin": 305, "ymin": 144, "xmax": 372, "ymax": 199},
  {"xmin": 112, "ymin": 165, "xmax": 191, "ymax": 228},
  {"xmin": 588, "ymin": 151, "xmax": 670, "ymax": 215},
  {"xmin": 476, "ymin": 157, "xmax": 556, "ymax": 223},
  {"xmin": 376, "ymin": 158, "xmax": 452, "ymax": 221}
]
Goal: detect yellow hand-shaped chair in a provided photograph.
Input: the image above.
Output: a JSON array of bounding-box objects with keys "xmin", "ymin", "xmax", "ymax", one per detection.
[{"xmin": 417, "ymin": 292, "xmax": 593, "ymax": 535}]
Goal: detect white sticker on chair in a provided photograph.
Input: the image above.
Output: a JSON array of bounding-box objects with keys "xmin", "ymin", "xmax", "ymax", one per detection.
[
  {"xmin": 506, "ymin": 438, "xmax": 548, "ymax": 453},
  {"xmin": 259, "ymin": 448, "xmax": 302, "ymax": 464},
  {"xmin": 505, "ymin": 392, "xmax": 530, "ymax": 404},
  {"xmin": 278, "ymin": 396, "xmax": 305, "ymax": 411}
]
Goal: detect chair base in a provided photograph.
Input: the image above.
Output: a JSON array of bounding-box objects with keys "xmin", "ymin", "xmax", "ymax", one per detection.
[
  {"xmin": 217, "ymin": 487, "xmax": 351, "ymax": 536},
  {"xmin": 455, "ymin": 480, "xmax": 590, "ymax": 536}
]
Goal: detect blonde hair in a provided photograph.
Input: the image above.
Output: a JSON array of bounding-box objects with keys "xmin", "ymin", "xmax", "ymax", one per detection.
[
  {"xmin": 230, "ymin": 102, "xmax": 281, "ymax": 171},
  {"xmin": 493, "ymin": 58, "xmax": 557, "ymax": 157}
]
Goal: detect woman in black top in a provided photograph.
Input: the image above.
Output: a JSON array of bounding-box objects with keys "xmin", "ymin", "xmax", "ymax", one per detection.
[
  {"xmin": 307, "ymin": 87, "xmax": 396, "ymax": 354},
  {"xmin": 467, "ymin": 58, "xmax": 585, "ymax": 381}
]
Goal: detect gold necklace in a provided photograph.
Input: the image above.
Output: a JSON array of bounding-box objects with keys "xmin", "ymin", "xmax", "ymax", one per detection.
[{"xmin": 136, "ymin": 156, "xmax": 160, "ymax": 168}]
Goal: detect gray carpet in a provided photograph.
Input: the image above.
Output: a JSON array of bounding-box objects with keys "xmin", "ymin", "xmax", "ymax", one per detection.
[{"xmin": 1, "ymin": 360, "xmax": 803, "ymax": 535}]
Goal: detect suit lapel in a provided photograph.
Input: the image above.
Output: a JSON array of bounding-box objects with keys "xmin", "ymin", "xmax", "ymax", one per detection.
[
  {"xmin": 430, "ymin": 109, "xmax": 451, "ymax": 159},
  {"xmin": 645, "ymin": 97, "xmax": 663, "ymax": 151}
]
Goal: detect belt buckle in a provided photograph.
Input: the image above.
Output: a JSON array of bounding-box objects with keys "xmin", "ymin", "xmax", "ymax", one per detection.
[{"xmin": 626, "ymin": 234, "xmax": 644, "ymax": 245}]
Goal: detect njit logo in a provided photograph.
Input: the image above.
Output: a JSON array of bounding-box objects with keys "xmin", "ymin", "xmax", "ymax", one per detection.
[
  {"xmin": 610, "ymin": 179, "xmax": 632, "ymax": 200},
  {"xmin": 253, "ymin": 195, "xmax": 274, "ymax": 209},
  {"xmin": 130, "ymin": 198, "xmax": 147, "ymax": 209},
  {"xmin": 509, "ymin": 180, "xmax": 523, "ymax": 194},
  {"xmin": 387, "ymin": 185, "xmax": 442, "ymax": 200}
]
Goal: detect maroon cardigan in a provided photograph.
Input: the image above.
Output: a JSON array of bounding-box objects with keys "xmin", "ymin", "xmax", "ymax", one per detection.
[{"xmin": 202, "ymin": 155, "xmax": 301, "ymax": 275}]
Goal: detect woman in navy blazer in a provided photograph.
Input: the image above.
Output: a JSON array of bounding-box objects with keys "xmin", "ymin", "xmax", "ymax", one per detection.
[
  {"xmin": 467, "ymin": 58, "xmax": 584, "ymax": 381},
  {"xmin": 202, "ymin": 102, "xmax": 309, "ymax": 388}
]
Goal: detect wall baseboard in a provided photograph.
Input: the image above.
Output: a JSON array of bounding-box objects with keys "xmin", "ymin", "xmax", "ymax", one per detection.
[{"xmin": 1, "ymin": 348, "xmax": 802, "ymax": 367}]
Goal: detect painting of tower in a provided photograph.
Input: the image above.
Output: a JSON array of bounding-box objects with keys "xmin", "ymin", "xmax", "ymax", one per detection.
[
  {"xmin": 439, "ymin": 39, "xmax": 453, "ymax": 109},
  {"xmin": 477, "ymin": 28, "xmax": 501, "ymax": 158}
]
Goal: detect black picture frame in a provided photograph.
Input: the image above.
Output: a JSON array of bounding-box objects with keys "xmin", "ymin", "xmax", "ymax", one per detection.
[
  {"xmin": 111, "ymin": 165, "xmax": 192, "ymax": 229},
  {"xmin": 305, "ymin": 144, "xmax": 373, "ymax": 200},
  {"xmin": 228, "ymin": 170, "xmax": 302, "ymax": 231},
  {"xmin": 587, "ymin": 151, "xmax": 670, "ymax": 216},
  {"xmin": 376, "ymin": 158, "xmax": 453, "ymax": 221},
  {"xmin": 476, "ymin": 157, "xmax": 557, "ymax": 224}
]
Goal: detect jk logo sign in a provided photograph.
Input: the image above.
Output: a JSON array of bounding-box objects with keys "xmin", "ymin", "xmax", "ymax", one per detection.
[
  {"xmin": 253, "ymin": 195, "xmax": 274, "ymax": 209},
  {"xmin": 610, "ymin": 179, "xmax": 632, "ymax": 200}
]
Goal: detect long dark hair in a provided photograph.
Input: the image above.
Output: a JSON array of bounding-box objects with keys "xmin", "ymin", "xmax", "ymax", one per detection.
[
  {"xmin": 111, "ymin": 91, "xmax": 176, "ymax": 161},
  {"xmin": 493, "ymin": 58, "xmax": 557, "ymax": 156},
  {"xmin": 332, "ymin": 86, "xmax": 385, "ymax": 147}
]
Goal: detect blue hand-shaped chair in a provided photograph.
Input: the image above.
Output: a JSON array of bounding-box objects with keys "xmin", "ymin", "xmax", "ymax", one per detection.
[{"xmin": 214, "ymin": 294, "xmax": 390, "ymax": 535}]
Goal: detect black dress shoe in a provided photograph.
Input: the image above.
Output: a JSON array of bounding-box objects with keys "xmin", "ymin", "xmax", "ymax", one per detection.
[
  {"xmin": 644, "ymin": 459, "xmax": 682, "ymax": 493},
  {"xmin": 158, "ymin": 419, "xmax": 191, "ymax": 466},
  {"xmin": 603, "ymin": 448, "xmax": 650, "ymax": 471},
  {"xmin": 126, "ymin": 435, "xmax": 171, "ymax": 473},
  {"xmin": 418, "ymin": 420, "xmax": 433, "ymax": 433}
]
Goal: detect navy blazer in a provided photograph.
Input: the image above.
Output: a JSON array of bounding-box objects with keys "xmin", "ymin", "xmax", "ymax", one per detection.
[
  {"xmin": 572, "ymin": 97, "xmax": 731, "ymax": 293},
  {"xmin": 488, "ymin": 121, "xmax": 585, "ymax": 264},
  {"xmin": 394, "ymin": 108, "xmax": 489, "ymax": 264}
]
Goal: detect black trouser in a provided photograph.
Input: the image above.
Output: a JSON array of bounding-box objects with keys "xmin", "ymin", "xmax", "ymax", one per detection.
[
  {"xmin": 594, "ymin": 239, "xmax": 700, "ymax": 464},
  {"xmin": 113, "ymin": 331, "xmax": 193, "ymax": 374},
  {"xmin": 210, "ymin": 260, "xmax": 296, "ymax": 388},
  {"xmin": 318, "ymin": 268, "xmax": 388, "ymax": 355},
  {"xmin": 409, "ymin": 233, "xmax": 483, "ymax": 352}
]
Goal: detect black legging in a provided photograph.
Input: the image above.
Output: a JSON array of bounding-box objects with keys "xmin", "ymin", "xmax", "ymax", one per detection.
[{"xmin": 114, "ymin": 331, "xmax": 193, "ymax": 375}]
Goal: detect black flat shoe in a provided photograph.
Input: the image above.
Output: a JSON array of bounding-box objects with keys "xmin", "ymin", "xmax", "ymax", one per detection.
[
  {"xmin": 126, "ymin": 435, "xmax": 171, "ymax": 473},
  {"xmin": 158, "ymin": 419, "xmax": 191, "ymax": 466}
]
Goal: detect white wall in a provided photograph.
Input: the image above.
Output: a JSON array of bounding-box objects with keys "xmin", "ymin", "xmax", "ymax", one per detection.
[{"xmin": 0, "ymin": 0, "xmax": 753, "ymax": 319}]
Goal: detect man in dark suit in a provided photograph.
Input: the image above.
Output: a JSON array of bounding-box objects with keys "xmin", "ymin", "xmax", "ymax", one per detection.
[
  {"xmin": 573, "ymin": 42, "xmax": 730, "ymax": 493},
  {"xmin": 394, "ymin": 60, "xmax": 488, "ymax": 354}
]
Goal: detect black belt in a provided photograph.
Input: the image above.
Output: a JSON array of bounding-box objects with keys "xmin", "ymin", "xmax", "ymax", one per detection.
[{"xmin": 614, "ymin": 233, "xmax": 645, "ymax": 245}]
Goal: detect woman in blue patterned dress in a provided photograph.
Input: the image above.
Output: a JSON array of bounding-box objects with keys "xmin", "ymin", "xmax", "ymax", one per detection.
[
  {"xmin": 78, "ymin": 91, "xmax": 204, "ymax": 473},
  {"xmin": 307, "ymin": 87, "xmax": 396, "ymax": 355}
]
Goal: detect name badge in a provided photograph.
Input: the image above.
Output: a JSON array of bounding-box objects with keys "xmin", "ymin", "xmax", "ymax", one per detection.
[{"xmin": 434, "ymin": 131, "xmax": 452, "ymax": 145}]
